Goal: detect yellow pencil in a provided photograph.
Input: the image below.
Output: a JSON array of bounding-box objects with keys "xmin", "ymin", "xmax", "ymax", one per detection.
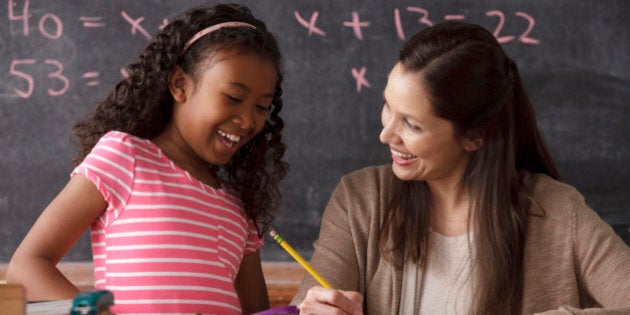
[{"xmin": 269, "ymin": 229, "xmax": 333, "ymax": 289}]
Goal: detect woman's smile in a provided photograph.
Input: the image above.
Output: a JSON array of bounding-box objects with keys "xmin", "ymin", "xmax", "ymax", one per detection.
[{"xmin": 390, "ymin": 147, "xmax": 418, "ymax": 165}]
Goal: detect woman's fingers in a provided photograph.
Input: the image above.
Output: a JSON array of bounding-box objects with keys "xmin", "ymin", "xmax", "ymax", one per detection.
[{"xmin": 299, "ymin": 286, "xmax": 363, "ymax": 315}]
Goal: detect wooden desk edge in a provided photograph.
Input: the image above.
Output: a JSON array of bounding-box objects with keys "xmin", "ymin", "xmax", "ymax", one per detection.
[{"xmin": 0, "ymin": 261, "xmax": 304, "ymax": 307}]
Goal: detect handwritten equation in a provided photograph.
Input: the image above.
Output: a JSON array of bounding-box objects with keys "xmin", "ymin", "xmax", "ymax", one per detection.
[{"xmin": 2, "ymin": 0, "xmax": 541, "ymax": 99}]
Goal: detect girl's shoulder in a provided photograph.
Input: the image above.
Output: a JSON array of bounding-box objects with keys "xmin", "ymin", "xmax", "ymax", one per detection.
[
  {"xmin": 100, "ymin": 130, "xmax": 139, "ymax": 143},
  {"xmin": 97, "ymin": 131, "xmax": 156, "ymax": 152}
]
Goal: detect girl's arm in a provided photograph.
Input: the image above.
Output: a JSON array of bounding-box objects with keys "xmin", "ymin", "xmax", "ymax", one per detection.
[
  {"xmin": 234, "ymin": 249, "xmax": 269, "ymax": 314},
  {"xmin": 6, "ymin": 174, "xmax": 106, "ymax": 301}
]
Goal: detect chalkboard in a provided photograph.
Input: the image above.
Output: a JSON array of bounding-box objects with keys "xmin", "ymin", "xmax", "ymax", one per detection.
[{"xmin": 1, "ymin": 0, "xmax": 628, "ymax": 263}]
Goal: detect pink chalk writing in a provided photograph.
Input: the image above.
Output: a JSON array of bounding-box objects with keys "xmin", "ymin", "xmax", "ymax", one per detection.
[
  {"xmin": 79, "ymin": 16, "xmax": 105, "ymax": 28},
  {"xmin": 407, "ymin": 7, "xmax": 434, "ymax": 28},
  {"xmin": 394, "ymin": 9, "xmax": 405, "ymax": 40},
  {"xmin": 515, "ymin": 12, "xmax": 539, "ymax": 44},
  {"xmin": 351, "ymin": 67, "xmax": 371, "ymax": 93},
  {"xmin": 10, "ymin": 59, "xmax": 36, "ymax": 98},
  {"xmin": 82, "ymin": 72, "xmax": 100, "ymax": 86},
  {"xmin": 121, "ymin": 11, "xmax": 151, "ymax": 40},
  {"xmin": 8, "ymin": 0, "xmax": 29, "ymax": 36},
  {"xmin": 294, "ymin": 11, "xmax": 326, "ymax": 37},
  {"xmin": 38, "ymin": 13, "xmax": 62, "ymax": 39},
  {"xmin": 3, "ymin": 3, "xmax": 542, "ymax": 98},
  {"xmin": 395, "ymin": 7, "xmax": 434, "ymax": 40},
  {"xmin": 9, "ymin": 0, "xmax": 62, "ymax": 39},
  {"xmin": 9, "ymin": 59, "xmax": 69, "ymax": 98},
  {"xmin": 486, "ymin": 11, "xmax": 514, "ymax": 43},
  {"xmin": 486, "ymin": 10, "xmax": 539, "ymax": 44},
  {"xmin": 159, "ymin": 18, "xmax": 169, "ymax": 30},
  {"xmin": 444, "ymin": 15, "xmax": 465, "ymax": 21},
  {"xmin": 343, "ymin": 12, "xmax": 370, "ymax": 40},
  {"xmin": 44, "ymin": 59, "xmax": 69, "ymax": 96}
]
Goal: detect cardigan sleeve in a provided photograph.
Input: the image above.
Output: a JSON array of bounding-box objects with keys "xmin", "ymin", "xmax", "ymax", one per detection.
[
  {"xmin": 291, "ymin": 174, "xmax": 362, "ymax": 305},
  {"xmin": 534, "ymin": 188, "xmax": 630, "ymax": 315},
  {"xmin": 533, "ymin": 182, "xmax": 630, "ymax": 314},
  {"xmin": 572, "ymin": 195, "xmax": 630, "ymax": 309}
]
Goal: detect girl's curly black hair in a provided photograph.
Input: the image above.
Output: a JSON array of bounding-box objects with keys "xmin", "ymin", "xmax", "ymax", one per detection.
[{"xmin": 72, "ymin": 3, "xmax": 288, "ymax": 237}]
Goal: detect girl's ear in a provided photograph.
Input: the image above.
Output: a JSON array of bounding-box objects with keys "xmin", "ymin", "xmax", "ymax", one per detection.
[{"xmin": 169, "ymin": 66, "xmax": 189, "ymax": 103}]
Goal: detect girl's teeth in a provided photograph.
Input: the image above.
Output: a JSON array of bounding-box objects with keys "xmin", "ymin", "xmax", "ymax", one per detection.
[{"xmin": 217, "ymin": 130, "xmax": 241, "ymax": 142}]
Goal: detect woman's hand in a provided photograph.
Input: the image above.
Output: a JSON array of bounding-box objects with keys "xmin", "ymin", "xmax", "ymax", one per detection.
[{"xmin": 298, "ymin": 286, "xmax": 363, "ymax": 315}]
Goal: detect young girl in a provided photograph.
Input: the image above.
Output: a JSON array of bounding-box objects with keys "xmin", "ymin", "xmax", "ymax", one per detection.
[{"xmin": 7, "ymin": 3, "xmax": 288, "ymax": 314}]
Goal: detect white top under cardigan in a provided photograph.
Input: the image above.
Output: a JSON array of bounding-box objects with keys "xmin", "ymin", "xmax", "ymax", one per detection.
[{"xmin": 399, "ymin": 231, "xmax": 474, "ymax": 314}]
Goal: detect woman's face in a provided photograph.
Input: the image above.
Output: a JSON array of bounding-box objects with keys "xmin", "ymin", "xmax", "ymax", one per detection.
[{"xmin": 380, "ymin": 63, "xmax": 476, "ymax": 185}]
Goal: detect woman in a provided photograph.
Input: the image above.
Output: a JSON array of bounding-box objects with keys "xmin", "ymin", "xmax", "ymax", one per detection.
[{"xmin": 292, "ymin": 22, "xmax": 630, "ymax": 315}]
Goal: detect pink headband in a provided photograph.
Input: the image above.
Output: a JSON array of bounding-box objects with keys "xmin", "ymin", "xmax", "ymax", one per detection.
[{"xmin": 182, "ymin": 21, "xmax": 256, "ymax": 52}]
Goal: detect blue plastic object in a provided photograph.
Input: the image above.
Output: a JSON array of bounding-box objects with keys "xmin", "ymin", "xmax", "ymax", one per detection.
[{"xmin": 70, "ymin": 290, "xmax": 114, "ymax": 315}]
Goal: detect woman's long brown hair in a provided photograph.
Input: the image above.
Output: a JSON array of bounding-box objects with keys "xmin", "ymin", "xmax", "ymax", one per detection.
[{"xmin": 379, "ymin": 21, "xmax": 559, "ymax": 314}]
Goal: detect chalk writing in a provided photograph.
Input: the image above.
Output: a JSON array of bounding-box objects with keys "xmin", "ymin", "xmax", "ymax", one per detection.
[
  {"xmin": 444, "ymin": 15, "xmax": 466, "ymax": 21},
  {"xmin": 9, "ymin": 0, "xmax": 62, "ymax": 39},
  {"xmin": 159, "ymin": 18, "xmax": 169, "ymax": 30},
  {"xmin": 82, "ymin": 72, "xmax": 100, "ymax": 87},
  {"xmin": 9, "ymin": 59, "xmax": 36, "ymax": 98},
  {"xmin": 343, "ymin": 12, "xmax": 370, "ymax": 40},
  {"xmin": 293, "ymin": 7, "xmax": 539, "ymax": 93},
  {"xmin": 294, "ymin": 11, "xmax": 326, "ymax": 37},
  {"xmin": 44, "ymin": 59, "xmax": 69, "ymax": 96},
  {"xmin": 9, "ymin": 59, "xmax": 70, "ymax": 98},
  {"xmin": 121, "ymin": 11, "xmax": 151, "ymax": 40},
  {"xmin": 7, "ymin": 0, "xmax": 29, "ymax": 35},
  {"xmin": 2, "ymin": 1, "xmax": 541, "ymax": 99},
  {"xmin": 514, "ymin": 12, "xmax": 539, "ymax": 44},
  {"xmin": 293, "ymin": 7, "xmax": 539, "ymax": 45},
  {"xmin": 38, "ymin": 13, "xmax": 62, "ymax": 39},
  {"xmin": 79, "ymin": 16, "xmax": 105, "ymax": 28},
  {"xmin": 351, "ymin": 67, "xmax": 371, "ymax": 93}
]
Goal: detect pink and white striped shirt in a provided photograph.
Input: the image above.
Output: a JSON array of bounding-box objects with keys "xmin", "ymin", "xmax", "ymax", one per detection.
[{"xmin": 73, "ymin": 131, "xmax": 263, "ymax": 315}]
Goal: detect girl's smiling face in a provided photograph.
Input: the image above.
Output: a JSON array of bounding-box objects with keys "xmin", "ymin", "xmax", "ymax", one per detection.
[
  {"xmin": 169, "ymin": 50, "xmax": 277, "ymax": 166},
  {"xmin": 380, "ymin": 63, "xmax": 479, "ymax": 185}
]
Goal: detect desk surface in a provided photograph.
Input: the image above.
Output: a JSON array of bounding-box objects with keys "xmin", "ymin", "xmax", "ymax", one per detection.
[{"xmin": 0, "ymin": 262, "xmax": 305, "ymax": 308}]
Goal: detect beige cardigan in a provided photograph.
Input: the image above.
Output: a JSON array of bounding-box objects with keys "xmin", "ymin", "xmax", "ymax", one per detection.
[{"xmin": 291, "ymin": 165, "xmax": 630, "ymax": 314}]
